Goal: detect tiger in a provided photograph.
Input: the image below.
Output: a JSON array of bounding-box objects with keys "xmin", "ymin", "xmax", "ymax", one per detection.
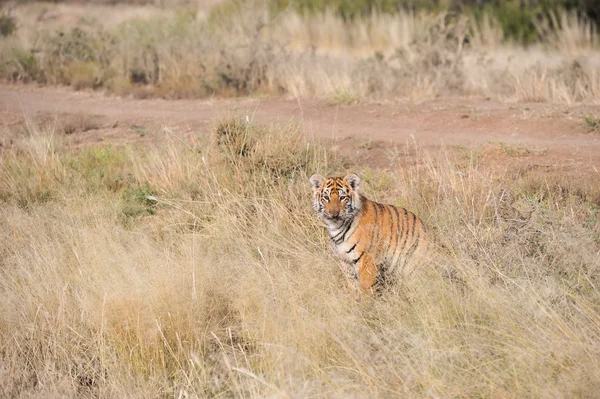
[{"xmin": 309, "ymin": 173, "xmax": 429, "ymax": 294}]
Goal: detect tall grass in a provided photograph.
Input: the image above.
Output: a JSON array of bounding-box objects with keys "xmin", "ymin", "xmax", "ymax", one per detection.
[
  {"xmin": 1, "ymin": 115, "xmax": 599, "ymax": 397},
  {"xmin": 1, "ymin": 1, "xmax": 600, "ymax": 103}
]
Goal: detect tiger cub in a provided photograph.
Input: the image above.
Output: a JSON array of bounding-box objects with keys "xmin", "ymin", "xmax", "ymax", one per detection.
[{"xmin": 310, "ymin": 173, "xmax": 429, "ymax": 294}]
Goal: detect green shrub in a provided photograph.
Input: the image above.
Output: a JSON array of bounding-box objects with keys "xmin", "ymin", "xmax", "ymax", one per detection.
[
  {"xmin": 269, "ymin": 0, "xmax": 443, "ymax": 19},
  {"xmin": 66, "ymin": 60, "xmax": 100, "ymax": 89},
  {"xmin": 476, "ymin": 1, "xmax": 540, "ymax": 44},
  {"xmin": 69, "ymin": 146, "xmax": 130, "ymax": 191},
  {"xmin": 0, "ymin": 46, "xmax": 38, "ymax": 82},
  {"xmin": 0, "ymin": 13, "xmax": 16, "ymax": 37},
  {"xmin": 584, "ymin": 115, "xmax": 600, "ymax": 131},
  {"xmin": 40, "ymin": 27, "xmax": 114, "ymax": 85},
  {"xmin": 120, "ymin": 182, "xmax": 157, "ymax": 227}
]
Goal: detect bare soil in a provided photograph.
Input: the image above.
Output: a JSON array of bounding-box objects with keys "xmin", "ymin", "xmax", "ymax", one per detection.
[{"xmin": 1, "ymin": 84, "xmax": 599, "ymax": 190}]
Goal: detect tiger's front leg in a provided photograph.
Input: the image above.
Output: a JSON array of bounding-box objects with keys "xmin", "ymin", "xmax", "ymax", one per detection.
[{"xmin": 357, "ymin": 254, "xmax": 377, "ymax": 295}]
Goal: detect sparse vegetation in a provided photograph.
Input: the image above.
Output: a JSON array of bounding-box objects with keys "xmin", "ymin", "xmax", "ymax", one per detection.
[
  {"xmin": 584, "ymin": 115, "xmax": 600, "ymax": 131},
  {"xmin": 332, "ymin": 88, "xmax": 359, "ymax": 105},
  {"xmin": 1, "ymin": 114, "xmax": 599, "ymax": 397},
  {"xmin": 1, "ymin": 1, "xmax": 599, "ymax": 103},
  {"xmin": 499, "ymin": 142, "xmax": 532, "ymax": 157}
]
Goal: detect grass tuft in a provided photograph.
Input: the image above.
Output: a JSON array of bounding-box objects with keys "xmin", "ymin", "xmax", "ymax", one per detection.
[
  {"xmin": 584, "ymin": 115, "xmax": 600, "ymax": 132},
  {"xmin": 213, "ymin": 113, "xmax": 336, "ymax": 179}
]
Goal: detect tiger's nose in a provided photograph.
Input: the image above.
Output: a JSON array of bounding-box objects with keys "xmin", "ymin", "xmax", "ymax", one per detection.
[{"xmin": 329, "ymin": 210, "xmax": 340, "ymax": 218}]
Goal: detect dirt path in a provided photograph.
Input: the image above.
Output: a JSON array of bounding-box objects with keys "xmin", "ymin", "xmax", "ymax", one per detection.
[{"xmin": 1, "ymin": 84, "xmax": 599, "ymax": 183}]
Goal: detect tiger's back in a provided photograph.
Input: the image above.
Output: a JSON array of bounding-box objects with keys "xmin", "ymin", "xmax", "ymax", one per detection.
[
  {"xmin": 337, "ymin": 196, "xmax": 429, "ymax": 284},
  {"xmin": 310, "ymin": 173, "xmax": 429, "ymax": 292}
]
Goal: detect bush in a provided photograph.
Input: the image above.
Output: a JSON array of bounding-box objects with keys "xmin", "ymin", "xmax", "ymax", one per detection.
[
  {"xmin": 0, "ymin": 45, "xmax": 38, "ymax": 82},
  {"xmin": 0, "ymin": 13, "xmax": 16, "ymax": 37},
  {"xmin": 39, "ymin": 27, "xmax": 114, "ymax": 86},
  {"xmin": 213, "ymin": 114, "xmax": 337, "ymax": 179}
]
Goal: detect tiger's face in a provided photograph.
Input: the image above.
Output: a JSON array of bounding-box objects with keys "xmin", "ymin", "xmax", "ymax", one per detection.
[{"xmin": 309, "ymin": 174, "xmax": 362, "ymax": 222}]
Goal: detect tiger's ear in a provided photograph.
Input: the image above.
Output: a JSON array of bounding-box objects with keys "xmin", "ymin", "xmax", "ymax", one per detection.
[
  {"xmin": 309, "ymin": 174, "xmax": 326, "ymax": 191},
  {"xmin": 345, "ymin": 174, "xmax": 360, "ymax": 190}
]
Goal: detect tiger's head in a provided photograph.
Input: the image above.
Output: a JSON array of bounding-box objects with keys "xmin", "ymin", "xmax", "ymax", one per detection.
[{"xmin": 309, "ymin": 174, "xmax": 362, "ymax": 222}]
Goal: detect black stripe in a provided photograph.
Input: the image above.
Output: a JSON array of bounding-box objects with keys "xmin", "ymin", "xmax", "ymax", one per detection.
[
  {"xmin": 365, "ymin": 219, "xmax": 376, "ymax": 253},
  {"xmin": 331, "ymin": 222, "xmax": 347, "ymax": 240},
  {"xmin": 372, "ymin": 201, "xmax": 380, "ymax": 247},
  {"xmin": 398, "ymin": 208, "xmax": 410, "ymax": 252},
  {"xmin": 406, "ymin": 219, "xmax": 424, "ymax": 259},
  {"xmin": 353, "ymin": 251, "xmax": 365, "ymax": 264},
  {"xmin": 388, "ymin": 205, "xmax": 394, "ymax": 243},
  {"xmin": 379, "ymin": 204, "xmax": 391, "ymax": 253},
  {"xmin": 346, "ymin": 242, "xmax": 357, "ymax": 253},
  {"xmin": 343, "ymin": 213, "xmax": 361, "ymax": 246},
  {"xmin": 410, "ymin": 214, "xmax": 417, "ymax": 242},
  {"xmin": 401, "ymin": 213, "xmax": 417, "ymax": 256},
  {"xmin": 390, "ymin": 206, "xmax": 401, "ymax": 256},
  {"xmin": 405, "ymin": 229, "xmax": 421, "ymax": 259},
  {"xmin": 331, "ymin": 219, "xmax": 351, "ymax": 244},
  {"xmin": 340, "ymin": 219, "xmax": 352, "ymax": 243}
]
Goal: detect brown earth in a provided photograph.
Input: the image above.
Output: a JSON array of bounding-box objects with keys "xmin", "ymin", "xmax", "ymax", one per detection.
[{"xmin": 1, "ymin": 83, "xmax": 599, "ymax": 190}]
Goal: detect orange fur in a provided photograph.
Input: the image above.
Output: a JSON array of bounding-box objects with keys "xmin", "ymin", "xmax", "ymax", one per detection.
[{"xmin": 310, "ymin": 173, "xmax": 429, "ymax": 294}]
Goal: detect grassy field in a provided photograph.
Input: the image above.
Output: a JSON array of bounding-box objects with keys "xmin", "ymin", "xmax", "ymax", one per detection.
[
  {"xmin": 1, "ymin": 114, "xmax": 599, "ymax": 397},
  {"xmin": 1, "ymin": 0, "xmax": 599, "ymax": 103}
]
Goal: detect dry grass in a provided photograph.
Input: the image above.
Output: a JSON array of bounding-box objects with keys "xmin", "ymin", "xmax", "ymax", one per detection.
[
  {"xmin": 1, "ymin": 114, "xmax": 599, "ymax": 397},
  {"xmin": 1, "ymin": 1, "xmax": 600, "ymax": 103}
]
